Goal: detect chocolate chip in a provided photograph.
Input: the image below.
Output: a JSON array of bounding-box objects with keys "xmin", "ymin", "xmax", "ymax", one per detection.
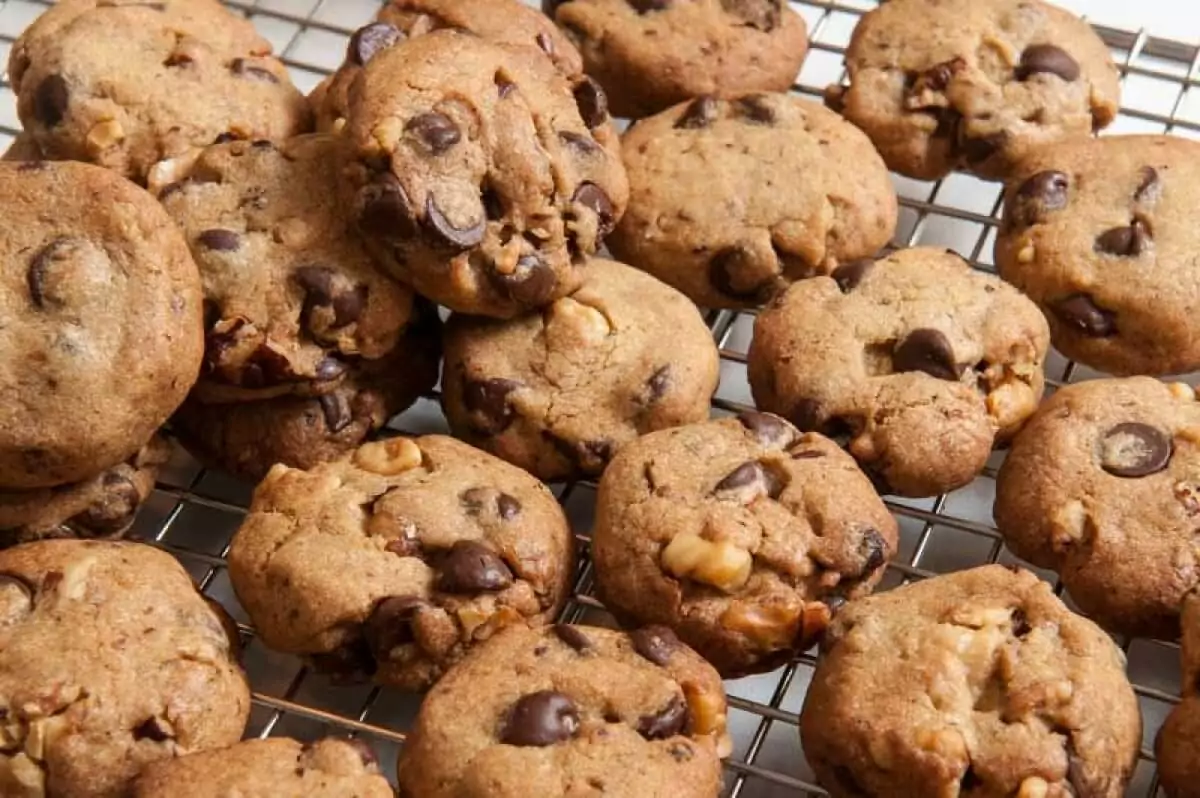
[
  {"xmin": 630, "ymin": 625, "xmax": 679, "ymax": 666},
  {"xmin": 559, "ymin": 131, "xmax": 600, "ymax": 154},
  {"xmin": 737, "ymin": 411, "xmax": 795, "ymax": 446},
  {"xmin": 406, "ymin": 112, "xmax": 461, "ymax": 155},
  {"xmin": 536, "ymin": 32, "xmax": 555, "ymax": 55},
  {"xmin": 831, "ymin": 259, "xmax": 873, "ymax": 293},
  {"xmin": 668, "ymin": 742, "xmax": 695, "ymax": 762},
  {"xmin": 310, "ymin": 636, "xmax": 377, "ymax": 682},
  {"xmin": 294, "ymin": 265, "xmax": 367, "ymax": 330},
  {"xmin": 789, "ymin": 398, "xmax": 823, "ymax": 432},
  {"xmin": 229, "ymin": 58, "xmax": 279, "ymax": 83},
  {"xmin": 495, "ymin": 71, "xmax": 516, "ymax": 98},
  {"xmin": 736, "ymin": 94, "xmax": 775, "ymax": 124},
  {"xmin": 714, "ymin": 461, "xmax": 781, "ymax": 499},
  {"xmin": 318, "ymin": 393, "xmax": 352, "ymax": 433},
  {"xmin": 637, "ymin": 694, "xmax": 688, "ymax": 740},
  {"xmin": 213, "ymin": 132, "xmax": 238, "ymax": 145},
  {"xmin": 1009, "ymin": 170, "xmax": 1069, "ymax": 228},
  {"xmin": 364, "ymin": 596, "xmax": 423, "ymax": 662},
  {"xmin": 315, "ymin": 357, "xmax": 347, "ymax": 381},
  {"xmin": 709, "ymin": 246, "xmax": 773, "ymax": 302},
  {"xmin": 856, "ymin": 528, "xmax": 888, "ymax": 576},
  {"xmin": 720, "ymin": 0, "xmax": 781, "ymax": 31},
  {"xmin": 133, "ymin": 718, "xmax": 172, "ymax": 742},
  {"xmin": 553, "ymin": 624, "xmax": 592, "ymax": 652},
  {"xmin": 646, "ymin": 366, "xmax": 671, "ymax": 402},
  {"xmin": 436, "ymin": 540, "xmax": 514, "ymax": 593},
  {"xmin": 490, "ymin": 255, "xmax": 557, "ymax": 307},
  {"xmin": 1011, "ymin": 607, "xmax": 1031, "ymax": 637},
  {"xmin": 34, "ymin": 75, "xmax": 69, "ymax": 127},
  {"xmin": 500, "ymin": 691, "xmax": 580, "ymax": 746},
  {"xmin": 497, "ymin": 493, "xmax": 522, "ymax": 520},
  {"xmin": 197, "ymin": 228, "xmax": 241, "ymax": 252},
  {"xmin": 26, "ymin": 237, "xmax": 77, "ymax": 310},
  {"xmin": 463, "ymin": 377, "xmax": 522, "ymax": 433},
  {"xmin": 1134, "ymin": 166, "xmax": 1160, "ymax": 203},
  {"xmin": 1094, "ymin": 219, "xmax": 1150, "ymax": 256},
  {"xmin": 424, "ymin": 195, "xmax": 485, "ymax": 250},
  {"xmin": 892, "ymin": 329, "xmax": 960, "ymax": 381},
  {"xmin": 573, "ymin": 77, "xmax": 608, "ymax": 128},
  {"xmin": 1016, "ymin": 44, "xmax": 1081, "ymax": 82},
  {"xmin": 358, "ymin": 173, "xmax": 418, "ymax": 238},
  {"xmin": 571, "ymin": 183, "xmax": 616, "ymax": 237},
  {"xmin": 907, "ymin": 57, "xmax": 966, "ymax": 100},
  {"xmin": 1100, "ymin": 422, "xmax": 1172, "ymax": 478},
  {"xmin": 348, "ymin": 22, "xmax": 403, "ymax": 66},
  {"xmin": 1053, "ymin": 294, "xmax": 1116, "ymax": 337},
  {"xmin": 627, "ymin": 0, "xmax": 671, "ymax": 12},
  {"xmin": 675, "ymin": 96, "xmax": 718, "ymax": 129},
  {"xmin": 241, "ymin": 343, "xmax": 299, "ymax": 388}
]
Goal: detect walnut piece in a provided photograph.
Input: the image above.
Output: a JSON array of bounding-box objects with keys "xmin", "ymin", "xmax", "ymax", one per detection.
[{"xmin": 660, "ymin": 532, "xmax": 752, "ymax": 593}]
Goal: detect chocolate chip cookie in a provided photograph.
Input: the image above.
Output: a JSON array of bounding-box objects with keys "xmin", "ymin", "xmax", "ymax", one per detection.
[
  {"xmin": 133, "ymin": 737, "xmax": 392, "ymax": 798},
  {"xmin": 343, "ymin": 29, "xmax": 628, "ymax": 318},
  {"xmin": 547, "ymin": 0, "xmax": 809, "ymax": 119},
  {"xmin": 749, "ymin": 247, "xmax": 1049, "ymax": 497},
  {"xmin": 0, "ymin": 540, "xmax": 250, "ymax": 797},
  {"xmin": 442, "ymin": 258, "xmax": 719, "ymax": 482},
  {"xmin": 996, "ymin": 135, "xmax": 1200, "ymax": 376},
  {"xmin": 8, "ymin": 0, "xmax": 311, "ymax": 182},
  {"xmin": 0, "ymin": 435, "xmax": 169, "ymax": 549},
  {"xmin": 397, "ymin": 623, "xmax": 731, "ymax": 798},
  {"xmin": 994, "ymin": 377, "xmax": 1200, "ymax": 639},
  {"xmin": 228, "ymin": 435, "xmax": 574, "ymax": 691},
  {"xmin": 1156, "ymin": 592, "xmax": 1200, "ymax": 798},
  {"xmin": 826, "ymin": 0, "xmax": 1120, "ymax": 181},
  {"xmin": 593, "ymin": 413, "xmax": 897, "ymax": 676},
  {"xmin": 0, "ymin": 160, "xmax": 204, "ymax": 490},
  {"xmin": 800, "ymin": 565, "xmax": 1142, "ymax": 798},
  {"xmin": 609, "ymin": 92, "xmax": 897, "ymax": 309}
]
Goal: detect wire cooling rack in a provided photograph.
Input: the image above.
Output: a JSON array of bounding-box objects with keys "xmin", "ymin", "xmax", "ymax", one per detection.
[{"xmin": 2, "ymin": 0, "xmax": 1199, "ymax": 794}]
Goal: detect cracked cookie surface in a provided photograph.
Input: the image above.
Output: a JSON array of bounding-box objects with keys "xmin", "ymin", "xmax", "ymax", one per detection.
[
  {"xmin": 228, "ymin": 435, "xmax": 574, "ymax": 691},
  {"xmin": 133, "ymin": 737, "xmax": 392, "ymax": 798},
  {"xmin": 8, "ymin": 0, "xmax": 311, "ymax": 182},
  {"xmin": 441, "ymin": 257, "xmax": 719, "ymax": 482},
  {"xmin": 547, "ymin": 0, "xmax": 808, "ymax": 119},
  {"xmin": 800, "ymin": 565, "xmax": 1141, "ymax": 798},
  {"xmin": 995, "ymin": 377, "xmax": 1200, "ymax": 639},
  {"xmin": 0, "ymin": 540, "xmax": 249, "ymax": 798},
  {"xmin": 1156, "ymin": 593, "xmax": 1200, "ymax": 798},
  {"xmin": 0, "ymin": 160, "xmax": 203, "ymax": 490},
  {"xmin": 827, "ymin": 0, "xmax": 1119, "ymax": 180},
  {"xmin": 343, "ymin": 30, "xmax": 628, "ymax": 319},
  {"xmin": 397, "ymin": 623, "xmax": 730, "ymax": 798},
  {"xmin": 593, "ymin": 413, "xmax": 897, "ymax": 676},
  {"xmin": 749, "ymin": 247, "xmax": 1049, "ymax": 497},
  {"xmin": 609, "ymin": 92, "xmax": 897, "ymax": 309},
  {"xmin": 996, "ymin": 135, "xmax": 1200, "ymax": 376}
]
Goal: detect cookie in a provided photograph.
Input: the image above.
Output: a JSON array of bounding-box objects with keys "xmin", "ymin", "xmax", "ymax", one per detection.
[
  {"xmin": 228, "ymin": 435, "xmax": 575, "ymax": 691},
  {"xmin": 0, "ymin": 540, "xmax": 249, "ymax": 797},
  {"xmin": 0, "ymin": 435, "xmax": 169, "ymax": 549},
  {"xmin": 593, "ymin": 413, "xmax": 897, "ymax": 676},
  {"xmin": 748, "ymin": 247, "xmax": 1049, "ymax": 497},
  {"xmin": 608, "ymin": 92, "xmax": 897, "ymax": 309},
  {"xmin": 800, "ymin": 565, "xmax": 1142, "ymax": 798},
  {"xmin": 156, "ymin": 134, "xmax": 422, "ymax": 400},
  {"xmin": 994, "ymin": 377, "xmax": 1200, "ymax": 639},
  {"xmin": 397, "ymin": 623, "xmax": 730, "ymax": 798},
  {"xmin": 343, "ymin": 30, "xmax": 629, "ymax": 318},
  {"xmin": 1, "ymin": 134, "xmax": 42, "ymax": 162},
  {"xmin": 0, "ymin": 160, "xmax": 204, "ymax": 490},
  {"xmin": 826, "ymin": 0, "xmax": 1120, "ymax": 180},
  {"xmin": 133, "ymin": 737, "xmax": 392, "ymax": 798},
  {"xmin": 9, "ymin": 0, "xmax": 311, "ymax": 183},
  {"xmin": 547, "ymin": 0, "xmax": 809, "ymax": 119},
  {"xmin": 442, "ymin": 258, "xmax": 719, "ymax": 482},
  {"xmin": 1156, "ymin": 593, "xmax": 1200, "ymax": 798},
  {"xmin": 996, "ymin": 135, "xmax": 1200, "ymax": 376}
]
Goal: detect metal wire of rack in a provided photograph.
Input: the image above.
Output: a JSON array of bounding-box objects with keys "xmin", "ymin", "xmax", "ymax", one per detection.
[{"xmin": 0, "ymin": 0, "xmax": 1197, "ymax": 795}]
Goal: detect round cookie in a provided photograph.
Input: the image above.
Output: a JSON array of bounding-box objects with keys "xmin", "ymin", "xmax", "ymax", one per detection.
[
  {"xmin": 8, "ymin": 0, "xmax": 311, "ymax": 183},
  {"xmin": 157, "ymin": 134, "xmax": 421, "ymax": 400},
  {"xmin": 0, "ymin": 160, "xmax": 204, "ymax": 490},
  {"xmin": 609, "ymin": 92, "xmax": 897, "ymax": 309},
  {"xmin": 0, "ymin": 435, "xmax": 170, "ymax": 548},
  {"xmin": 342, "ymin": 30, "xmax": 629, "ymax": 318},
  {"xmin": 996, "ymin": 135, "xmax": 1200, "ymax": 376},
  {"xmin": 800, "ymin": 565, "xmax": 1142, "ymax": 798},
  {"xmin": 826, "ymin": 0, "xmax": 1120, "ymax": 181},
  {"xmin": 441, "ymin": 258, "xmax": 719, "ymax": 482},
  {"xmin": 133, "ymin": 737, "xmax": 392, "ymax": 798},
  {"xmin": 0, "ymin": 540, "xmax": 250, "ymax": 797},
  {"xmin": 994, "ymin": 377, "xmax": 1200, "ymax": 639},
  {"xmin": 547, "ymin": 0, "xmax": 809, "ymax": 119},
  {"xmin": 228, "ymin": 435, "xmax": 575, "ymax": 691},
  {"xmin": 748, "ymin": 247, "xmax": 1049, "ymax": 497},
  {"xmin": 1156, "ymin": 593, "xmax": 1200, "ymax": 798},
  {"xmin": 397, "ymin": 623, "xmax": 731, "ymax": 798},
  {"xmin": 593, "ymin": 413, "xmax": 898, "ymax": 676}
]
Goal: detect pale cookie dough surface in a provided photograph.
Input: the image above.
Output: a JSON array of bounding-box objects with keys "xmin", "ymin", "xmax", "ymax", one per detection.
[
  {"xmin": 133, "ymin": 737, "xmax": 392, "ymax": 798},
  {"xmin": 343, "ymin": 30, "xmax": 628, "ymax": 318},
  {"xmin": 547, "ymin": 0, "xmax": 809, "ymax": 119},
  {"xmin": 593, "ymin": 413, "xmax": 897, "ymax": 676},
  {"xmin": 827, "ymin": 0, "xmax": 1119, "ymax": 180},
  {"xmin": 0, "ymin": 540, "xmax": 250, "ymax": 798},
  {"xmin": 0, "ymin": 160, "xmax": 203, "ymax": 490},
  {"xmin": 749, "ymin": 247, "xmax": 1049, "ymax": 497},
  {"xmin": 398, "ymin": 623, "xmax": 731, "ymax": 798},
  {"xmin": 442, "ymin": 258, "xmax": 720, "ymax": 482},
  {"xmin": 228, "ymin": 435, "xmax": 574, "ymax": 691},
  {"xmin": 609, "ymin": 93, "xmax": 897, "ymax": 309},
  {"xmin": 8, "ymin": 0, "xmax": 311, "ymax": 182},
  {"xmin": 996, "ymin": 135, "xmax": 1200, "ymax": 376},
  {"xmin": 995, "ymin": 377, "xmax": 1200, "ymax": 639},
  {"xmin": 1157, "ymin": 593, "xmax": 1200, "ymax": 798},
  {"xmin": 800, "ymin": 565, "xmax": 1141, "ymax": 798}
]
